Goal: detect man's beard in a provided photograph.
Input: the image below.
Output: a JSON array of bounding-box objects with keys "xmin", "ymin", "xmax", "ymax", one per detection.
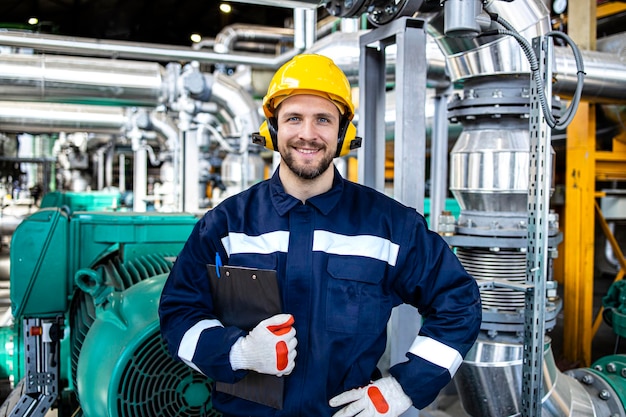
[{"xmin": 281, "ymin": 143, "xmax": 335, "ymax": 180}]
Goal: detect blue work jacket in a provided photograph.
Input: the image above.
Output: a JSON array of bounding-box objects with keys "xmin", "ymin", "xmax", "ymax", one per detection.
[{"xmin": 159, "ymin": 166, "xmax": 481, "ymax": 416}]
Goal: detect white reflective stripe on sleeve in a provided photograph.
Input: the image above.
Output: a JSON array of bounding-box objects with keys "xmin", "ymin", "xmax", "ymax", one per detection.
[
  {"xmin": 313, "ymin": 230, "xmax": 400, "ymax": 266},
  {"xmin": 178, "ymin": 319, "xmax": 223, "ymax": 373},
  {"xmin": 408, "ymin": 335, "xmax": 463, "ymax": 377},
  {"xmin": 221, "ymin": 231, "xmax": 290, "ymax": 256}
]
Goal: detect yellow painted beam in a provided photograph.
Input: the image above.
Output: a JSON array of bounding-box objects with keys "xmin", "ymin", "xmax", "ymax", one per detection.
[
  {"xmin": 597, "ymin": 1, "xmax": 626, "ymax": 19},
  {"xmin": 596, "ymin": 139, "xmax": 626, "ymax": 180},
  {"xmin": 563, "ymin": 102, "xmax": 596, "ymax": 366},
  {"xmin": 562, "ymin": 0, "xmax": 597, "ymax": 368}
]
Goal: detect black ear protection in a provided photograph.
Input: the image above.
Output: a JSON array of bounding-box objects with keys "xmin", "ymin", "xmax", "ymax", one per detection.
[{"xmin": 252, "ymin": 116, "xmax": 362, "ymax": 157}]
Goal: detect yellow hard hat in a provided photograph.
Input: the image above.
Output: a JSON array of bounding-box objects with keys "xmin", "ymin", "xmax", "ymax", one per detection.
[
  {"xmin": 253, "ymin": 54, "xmax": 361, "ymax": 157},
  {"xmin": 262, "ymin": 54, "xmax": 355, "ymax": 120}
]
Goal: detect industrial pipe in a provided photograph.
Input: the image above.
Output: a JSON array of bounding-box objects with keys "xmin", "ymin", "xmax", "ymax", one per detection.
[
  {"xmin": 0, "ymin": 53, "xmax": 165, "ymax": 107},
  {"xmin": 0, "ymin": 101, "xmax": 128, "ymax": 133}
]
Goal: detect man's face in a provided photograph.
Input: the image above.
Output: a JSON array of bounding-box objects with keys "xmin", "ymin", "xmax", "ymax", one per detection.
[{"xmin": 275, "ymin": 94, "xmax": 340, "ymax": 180}]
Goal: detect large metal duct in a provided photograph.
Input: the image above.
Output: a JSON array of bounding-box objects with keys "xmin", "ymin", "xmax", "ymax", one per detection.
[
  {"xmin": 0, "ymin": 102, "xmax": 129, "ymax": 134},
  {"xmin": 213, "ymin": 24, "xmax": 296, "ymax": 54},
  {"xmin": 0, "ymin": 31, "xmax": 300, "ymax": 69},
  {"xmin": 0, "ymin": 54, "xmax": 166, "ymax": 107},
  {"xmin": 0, "ymin": 59, "xmax": 259, "ymax": 146},
  {"xmin": 208, "ymin": 72, "xmax": 262, "ymax": 145},
  {"xmin": 426, "ymin": 0, "xmax": 549, "ymax": 81},
  {"xmin": 455, "ymin": 337, "xmax": 597, "ymax": 417}
]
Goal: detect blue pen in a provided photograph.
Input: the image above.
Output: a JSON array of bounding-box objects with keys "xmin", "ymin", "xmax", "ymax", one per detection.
[{"xmin": 215, "ymin": 253, "xmax": 222, "ymax": 278}]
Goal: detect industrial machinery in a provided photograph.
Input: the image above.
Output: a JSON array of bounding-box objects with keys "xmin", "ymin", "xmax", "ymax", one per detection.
[
  {"xmin": 0, "ymin": 0, "xmax": 624, "ymax": 416},
  {"xmin": 327, "ymin": 0, "xmax": 626, "ymax": 415},
  {"xmin": 0, "ymin": 208, "xmax": 213, "ymax": 416}
]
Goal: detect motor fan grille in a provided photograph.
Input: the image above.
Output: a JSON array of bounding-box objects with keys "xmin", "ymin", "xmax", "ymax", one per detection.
[{"xmin": 116, "ymin": 331, "xmax": 221, "ymax": 417}]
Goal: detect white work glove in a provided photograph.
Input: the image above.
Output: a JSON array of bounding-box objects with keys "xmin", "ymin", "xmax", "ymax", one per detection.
[
  {"xmin": 229, "ymin": 313, "xmax": 297, "ymax": 376},
  {"xmin": 329, "ymin": 376, "xmax": 412, "ymax": 417}
]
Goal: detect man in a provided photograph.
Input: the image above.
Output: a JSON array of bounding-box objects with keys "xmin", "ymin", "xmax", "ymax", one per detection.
[{"xmin": 159, "ymin": 53, "xmax": 481, "ymax": 416}]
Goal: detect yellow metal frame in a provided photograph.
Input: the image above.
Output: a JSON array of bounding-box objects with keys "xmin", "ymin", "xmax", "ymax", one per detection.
[
  {"xmin": 592, "ymin": 196, "xmax": 626, "ymax": 337},
  {"xmin": 563, "ymin": 102, "xmax": 597, "ymax": 366},
  {"xmin": 564, "ymin": 109, "xmax": 626, "ymax": 366}
]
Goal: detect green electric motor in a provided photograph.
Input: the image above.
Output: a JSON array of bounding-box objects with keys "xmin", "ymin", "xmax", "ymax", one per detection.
[{"xmin": 76, "ymin": 274, "xmax": 221, "ymax": 417}]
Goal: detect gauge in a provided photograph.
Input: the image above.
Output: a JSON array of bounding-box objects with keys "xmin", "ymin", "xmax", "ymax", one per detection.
[{"xmin": 553, "ymin": 0, "xmax": 567, "ymax": 14}]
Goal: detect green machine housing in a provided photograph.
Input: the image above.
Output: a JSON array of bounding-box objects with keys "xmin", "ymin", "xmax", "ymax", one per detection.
[{"xmin": 0, "ymin": 208, "xmax": 222, "ymax": 417}]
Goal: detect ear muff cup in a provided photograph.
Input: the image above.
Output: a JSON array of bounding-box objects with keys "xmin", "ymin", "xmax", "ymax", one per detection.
[
  {"xmin": 336, "ymin": 118, "xmax": 362, "ymax": 157},
  {"xmin": 251, "ymin": 117, "xmax": 362, "ymax": 157},
  {"xmin": 251, "ymin": 120, "xmax": 275, "ymax": 150}
]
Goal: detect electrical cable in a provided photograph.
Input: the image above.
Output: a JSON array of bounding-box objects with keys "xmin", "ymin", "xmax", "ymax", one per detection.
[{"xmin": 481, "ymin": 11, "xmax": 586, "ymax": 130}]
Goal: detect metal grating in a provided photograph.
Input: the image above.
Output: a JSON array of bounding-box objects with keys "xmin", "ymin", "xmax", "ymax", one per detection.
[{"xmin": 116, "ymin": 331, "xmax": 220, "ymax": 417}]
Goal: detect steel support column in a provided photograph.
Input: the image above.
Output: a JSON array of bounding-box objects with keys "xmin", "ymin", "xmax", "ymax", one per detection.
[{"xmin": 358, "ymin": 18, "xmax": 428, "ymax": 417}]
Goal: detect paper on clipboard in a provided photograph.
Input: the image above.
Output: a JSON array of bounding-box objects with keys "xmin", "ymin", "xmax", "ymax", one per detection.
[{"xmin": 206, "ymin": 264, "xmax": 284, "ymax": 409}]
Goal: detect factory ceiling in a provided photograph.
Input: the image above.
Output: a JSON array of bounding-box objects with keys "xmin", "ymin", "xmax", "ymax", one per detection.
[
  {"xmin": 0, "ymin": 0, "xmax": 295, "ymax": 47},
  {"xmin": 1, "ymin": 1, "xmax": 626, "ymax": 51}
]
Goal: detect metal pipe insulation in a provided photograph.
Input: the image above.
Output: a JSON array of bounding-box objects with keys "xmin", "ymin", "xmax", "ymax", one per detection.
[
  {"xmin": 0, "ymin": 31, "xmax": 301, "ymax": 69},
  {"xmin": 209, "ymin": 15, "xmax": 343, "ymax": 52},
  {"xmin": 0, "ymin": 53, "xmax": 166, "ymax": 107},
  {"xmin": 0, "ymin": 6, "xmax": 317, "ymax": 70},
  {"xmin": 0, "ymin": 56, "xmax": 259, "ymax": 138},
  {"xmin": 0, "ymin": 19, "xmax": 625, "ymax": 107},
  {"xmin": 455, "ymin": 337, "xmax": 599, "ymax": 417},
  {"xmin": 213, "ymin": 8, "xmax": 330, "ymax": 54},
  {"xmin": 421, "ymin": 0, "xmax": 626, "ymax": 105},
  {"xmin": 213, "ymin": 24, "xmax": 295, "ymax": 54},
  {"xmin": 0, "ymin": 101, "xmax": 129, "ymax": 133},
  {"xmin": 554, "ymin": 47, "xmax": 626, "ymax": 104},
  {"xmin": 312, "ymin": 26, "xmax": 626, "ymax": 105},
  {"xmin": 208, "ymin": 72, "xmax": 262, "ymax": 147},
  {"xmin": 425, "ymin": 0, "xmax": 551, "ymax": 82}
]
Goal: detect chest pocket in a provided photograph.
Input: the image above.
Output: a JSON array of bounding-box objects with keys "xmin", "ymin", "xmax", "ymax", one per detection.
[
  {"xmin": 227, "ymin": 253, "xmax": 277, "ymax": 271},
  {"xmin": 326, "ymin": 256, "xmax": 387, "ymax": 334}
]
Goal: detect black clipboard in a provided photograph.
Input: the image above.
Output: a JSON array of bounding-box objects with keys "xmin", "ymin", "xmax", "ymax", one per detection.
[{"xmin": 206, "ymin": 264, "xmax": 284, "ymax": 409}]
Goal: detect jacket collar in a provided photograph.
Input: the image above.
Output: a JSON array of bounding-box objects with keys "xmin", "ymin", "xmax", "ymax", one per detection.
[{"xmin": 270, "ymin": 165, "xmax": 344, "ymax": 216}]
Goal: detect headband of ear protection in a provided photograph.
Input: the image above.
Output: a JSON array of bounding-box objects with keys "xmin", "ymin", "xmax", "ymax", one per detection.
[{"xmin": 251, "ymin": 117, "xmax": 362, "ymax": 158}]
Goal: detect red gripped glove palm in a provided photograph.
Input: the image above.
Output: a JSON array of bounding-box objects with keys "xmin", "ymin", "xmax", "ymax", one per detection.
[
  {"xmin": 329, "ymin": 376, "xmax": 412, "ymax": 417},
  {"xmin": 229, "ymin": 313, "xmax": 297, "ymax": 376}
]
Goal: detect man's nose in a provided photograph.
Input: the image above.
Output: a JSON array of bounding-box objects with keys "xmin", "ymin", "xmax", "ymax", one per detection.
[{"xmin": 299, "ymin": 119, "xmax": 318, "ymax": 138}]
